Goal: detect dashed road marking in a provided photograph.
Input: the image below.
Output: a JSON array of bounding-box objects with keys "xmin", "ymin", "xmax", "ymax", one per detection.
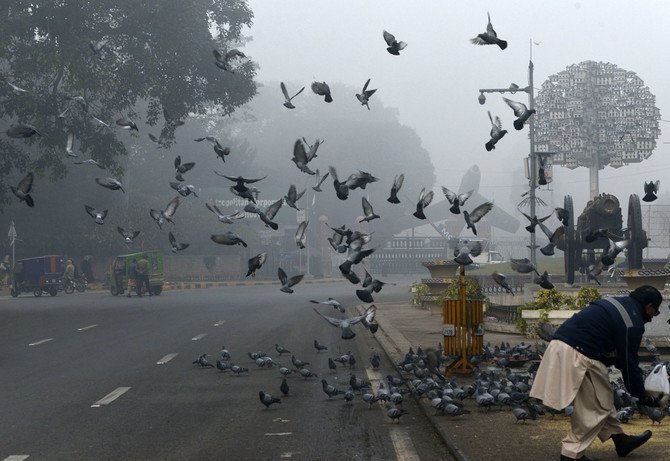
[
  {"xmin": 264, "ymin": 432, "xmax": 292, "ymax": 436},
  {"xmin": 28, "ymin": 338, "xmax": 53, "ymax": 347},
  {"xmin": 3, "ymin": 456, "xmax": 30, "ymax": 461},
  {"xmin": 157, "ymin": 353, "xmax": 178, "ymax": 365},
  {"xmin": 213, "ymin": 320, "xmax": 225, "ymax": 326},
  {"xmin": 191, "ymin": 333, "xmax": 207, "ymax": 341},
  {"xmin": 77, "ymin": 324, "xmax": 98, "ymax": 331},
  {"xmin": 389, "ymin": 426, "xmax": 420, "ymax": 461},
  {"xmin": 280, "ymin": 452, "xmax": 302, "ymax": 458},
  {"xmin": 91, "ymin": 387, "xmax": 131, "ymax": 407}
]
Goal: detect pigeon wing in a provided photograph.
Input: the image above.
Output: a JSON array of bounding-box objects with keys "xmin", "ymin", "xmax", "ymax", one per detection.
[
  {"xmin": 84, "ymin": 205, "xmax": 96, "ymax": 219},
  {"xmin": 164, "ymin": 196, "xmax": 181, "ymax": 218},
  {"xmin": 169, "ymin": 232, "xmax": 177, "ymax": 247},
  {"xmin": 442, "ymin": 186, "xmax": 457, "ymax": 204},
  {"xmin": 265, "ymin": 199, "xmax": 284, "ymax": 220},
  {"xmin": 18, "ymin": 172, "xmax": 33, "ymax": 194},
  {"xmin": 383, "ymin": 30, "xmax": 396, "ymax": 46},
  {"xmin": 313, "ymin": 308, "xmax": 343, "ymax": 327},
  {"xmin": 293, "ymin": 139, "xmax": 308, "ymax": 164},
  {"xmin": 362, "ymin": 197, "xmax": 374, "ymax": 216},
  {"xmin": 469, "ymin": 202, "xmax": 494, "ymax": 223},
  {"xmin": 394, "ymin": 173, "xmax": 405, "ymax": 191},
  {"xmin": 278, "ymin": 267, "xmax": 288, "ymax": 285},
  {"xmin": 281, "ymin": 82, "xmax": 290, "ymax": 100},
  {"xmin": 503, "ymin": 98, "xmax": 527, "ymax": 117},
  {"xmin": 287, "ymin": 274, "xmax": 304, "ymax": 288}
]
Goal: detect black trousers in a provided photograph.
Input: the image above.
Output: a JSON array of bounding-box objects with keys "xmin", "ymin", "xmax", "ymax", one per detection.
[{"xmin": 137, "ymin": 274, "xmax": 151, "ymax": 295}]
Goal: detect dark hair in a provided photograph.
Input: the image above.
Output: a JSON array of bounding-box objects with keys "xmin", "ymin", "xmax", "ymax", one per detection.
[{"xmin": 629, "ymin": 285, "xmax": 663, "ymax": 309}]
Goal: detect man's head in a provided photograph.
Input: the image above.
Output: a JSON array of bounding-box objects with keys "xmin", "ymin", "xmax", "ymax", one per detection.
[{"xmin": 630, "ymin": 285, "xmax": 664, "ymax": 323}]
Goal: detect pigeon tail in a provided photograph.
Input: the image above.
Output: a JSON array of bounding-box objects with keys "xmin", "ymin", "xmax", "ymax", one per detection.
[
  {"xmin": 339, "ymin": 260, "xmax": 353, "ymax": 274},
  {"xmin": 325, "ymin": 94, "xmax": 333, "ymax": 103},
  {"xmin": 413, "ymin": 209, "xmax": 426, "ymax": 220},
  {"xmin": 387, "ymin": 194, "xmax": 400, "ymax": 204},
  {"xmin": 642, "ymin": 193, "xmax": 657, "ymax": 203},
  {"xmin": 341, "ymin": 327, "xmax": 356, "ymax": 340},
  {"xmin": 497, "ymin": 40, "xmax": 508, "ymax": 50},
  {"xmin": 513, "ymin": 119, "xmax": 525, "ymax": 131},
  {"xmin": 485, "ymin": 141, "xmax": 495, "ymax": 151},
  {"xmin": 449, "ymin": 204, "xmax": 461, "ymax": 215},
  {"xmin": 356, "ymin": 289, "xmax": 374, "ymax": 303},
  {"xmin": 525, "ymin": 225, "xmax": 536, "ymax": 233},
  {"xmin": 25, "ymin": 195, "xmax": 34, "ymax": 207},
  {"xmin": 540, "ymin": 244, "xmax": 555, "ymax": 256},
  {"xmin": 280, "ymin": 287, "xmax": 294, "ymax": 294}
]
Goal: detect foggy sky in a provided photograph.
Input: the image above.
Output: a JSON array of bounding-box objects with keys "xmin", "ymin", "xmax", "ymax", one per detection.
[{"xmin": 243, "ymin": 0, "xmax": 670, "ymax": 240}]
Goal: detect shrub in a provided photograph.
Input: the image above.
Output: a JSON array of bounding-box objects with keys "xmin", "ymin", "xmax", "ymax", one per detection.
[{"xmin": 411, "ymin": 283, "xmax": 430, "ymax": 306}]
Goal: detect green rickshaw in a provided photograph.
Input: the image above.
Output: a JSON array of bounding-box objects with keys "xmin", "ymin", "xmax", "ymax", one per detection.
[{"xmin": 110, "ymin": 250, "xmax": 164, "ymax": 296}]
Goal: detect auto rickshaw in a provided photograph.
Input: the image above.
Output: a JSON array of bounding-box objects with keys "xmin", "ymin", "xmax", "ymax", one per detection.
[
  {"xmin": 10, "ymin": 255, "xmax": 64, "ymax": 297},
  {"xmin": 109, "ymin": 250, "xmax": 164, "ymax": 296}
]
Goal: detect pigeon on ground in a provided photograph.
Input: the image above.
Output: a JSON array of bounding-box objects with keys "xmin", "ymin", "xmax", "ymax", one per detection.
[
  {"xmin": 322, "ymin": 379, "xmax": 344, "ymax": 398},
  {"xmin": 246, "ymin": 253, "xmax": 267, "ymax": 278},
  {"xmin": 259, "ymin": 391, "xmax": 281, "ymax": 408},
  {"xmin": 216, "ymin": 359, "xmax": 229, "ymax": 372},
  {"xmin": 310, "ymin": 298, "xmax": 344, "ymax": 313},
  {"xmin": 503, "ymin": 97, "xmax": 535, "ymax": 130},
  {"xmin": 275, "ymin": 344, "xmax": 291, "ymax": 355},
  {"xmin": 74, "ymin": 159, "xmax": 105, "ymax": 169},
  {"xmin": 356, "ymin": 78, "xmax": 377, "ymax": 110},
  {"xmin": 296, "ymin": 221, "xmax": 308, "ymax": 249},
  {"xmin": 280, "ymin": 82, "xmax": 305, "ymax": 109},
  {"xmin": 291, "ymin": 139, "xmax": 316, "ymax": 175},
  {"xmin": 387, "ymin": 173, "xmax": 404, "ymax": 204},
  {"xmin": 216, "ymin": 173, "xmax": 266, "ymax": 204},
  {"xmin": 84, "ymin": 205, "xmax": 107, "ymax": 225},
  {"xmin": 492, "ymin": 272, "xmax": 514, "ymax": 295},
  {"xmin": 413, "ymin": 188, "xmax": 434, "ymax": 219},
  {"xmin": 314, "ymin": 340, "xmax": 328, "ymax": 352},
  {"xmin": 10, "ymin": 172, "xmax": 34, "ymax": 207},
  {"xmin": 534, "ymin": 270, "xmax": 554, "ymax": 290},
  {"xmin": 6, "ymin": 124, "xmax": 41, "ymax": 138},
  {"xmin": 284, "ymin": 184, "xmax": 305, "ymax": 210},
  {"xmin": 194, "ymin": 136, "xmax": 229, "ymax": 163},
  {"xmin": 555, "ymin": 207, "xmax": 570, "ymax": 226},
  {"xmin": 464, "ymin": 202, "xmax": 493, "ymax": 235},
  {"xmin": 442, "ymin": 187, "xmax": 473, "ymax": 215},
  {"xmin": 211, "ymin": 232, "xmax": 247, "ymax": 247},
  {"xmin": 371, "ymin": 353, "xmax": 381, "ymax": 369},
  {"xmin": 328, "ymin": 358, "xmax": 337, "ymax": 372},
  {"xmin": 7, "ymin": 82, "xmax": 29, "ymax": 95},
  {"xmin": 512, "ymin": 406, "xmax": 531, "ymax": 423},
  {"xmin": 117, "ymin": 227, "xmax": 140, "ymax": 244},
  {"xmin": 328, "ymin": 166, "xmax": 350, "ymax": 200},
  {"xmin": 485, "ymin": 111, "xmax": 507, "ymax": 151},
  {"xmin": 453, "ymin": 240, "xmax": 483, "ymax": 266},
  {"xmin": 359, "ymin": 197, "xmax": 380, "ymax": 223},
  {"xmin": 170, "ymin": 182, "xmax": 198, "ymax": 197},
  {"xmin": 230, "ymin": 365, "xmax": 249, "ymax": 375},
  {"xmin": 471, "ymin": 12, "xmax": 508, "ymax": 50},
  {"xmin": 383, "ymin": 30, "xmax": 407, "ymax": 55},
  {"xmin": 95, "ymin": 177, "xmax": 124, "ymax": 193},
  {"xmin": 213, "ymin": 48, "xmax": 246, "ymax": 72},
  {"xmin": 311, "ymin": 81, "xmax": 332, "ymax": 103},
  {"xmin": 168, "ymin": 232, "xmax": 189, "ymax": 253},
  {"xmin": 299, "ymin": 368, "xmax": 318, "ymax": 379},
  {"xmin": 116, "ymin": 117, "xmax": 138, "ymax": 131},
  {"xmin": 89, "ymin": 38, "xmax": 108, "ymax": 58},
  {"xmin": 279, "ymin": 367, "xmax": 293, "ymax": 377},
  {"xmin": 312, "ymin": 306, "xmax": 375, "ymax": 340},
  {"xmin": 220, "ymin": 346, "xmax": 231, "ymax": 360},
  {"xmin": 244, "ymin": 199, "xmax": 283, "ymax": 230},
  {"xmin": 150, "ymin": 196, "xmax": 180, "ymax": 229},
  {"xmin": 193, "ymin": 354, "xmax": 214, "ymax": 368},
  {"xmin": 521, "ymin": 211, "xmax": 553, "ymax": 233},
  {"xmin": 205, "ymin": 203, "xmax": 244, "ymax": 224},
  {"xmin": 174, "ymin": 155, "xmax": 195, "ymax": 182},
  {"xmin": 280, "ymin": 378, "xmax": 289, "ymax": 396},
  {"xmin": 312, "ymin": 169, "xmax": 330, "ymax": 192},
  {"xmin": 278, "ymin": 267, "xmax": 303, "ymax": 293},
  {"xmin": 386, "ymin": 405, "xmax": 408, "ymax": 423},
  {"xmin": 643, "ymin": 180, "xmax": 659, "ymax": 202}
]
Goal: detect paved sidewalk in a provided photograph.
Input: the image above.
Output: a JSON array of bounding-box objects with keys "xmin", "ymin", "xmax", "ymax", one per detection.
[{"xmin": 366, "ymin": 301, "xmax": 670, "ymax": 461}]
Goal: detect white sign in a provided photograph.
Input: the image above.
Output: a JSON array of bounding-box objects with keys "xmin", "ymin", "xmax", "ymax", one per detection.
[
  {"xmin": 296, "ymin": 210, "xmax": 306, "ymax": 223},
  {"xmin": 8, "ymin": 221, "xmax": 16, "ymax": 241},
  {"xmin": 443, "ymin": 324, "xmax": 456, "ymax": 337}
]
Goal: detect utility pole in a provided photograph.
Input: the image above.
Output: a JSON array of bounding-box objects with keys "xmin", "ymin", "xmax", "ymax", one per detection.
[{"xmin": 8, "ymin": 221, "xmax": 16, "ymax": 289}]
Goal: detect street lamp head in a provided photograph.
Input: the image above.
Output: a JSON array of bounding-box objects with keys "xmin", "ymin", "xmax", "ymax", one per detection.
[{"xmin": 478, "ymin": 93, "xmax": 486, "ymax": 105}]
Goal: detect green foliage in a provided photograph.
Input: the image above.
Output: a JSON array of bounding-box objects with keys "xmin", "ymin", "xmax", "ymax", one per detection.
[
  {"xmin": 573, "ymin": 286, "xmax": 601, "ymax": 310},
  {"xmin": 411, "ymin": 283, "xmax": 430, "ymax": 306},
  {"xmin": 438, "ymin": 277, "xmax": 486, "ymax": 302}
]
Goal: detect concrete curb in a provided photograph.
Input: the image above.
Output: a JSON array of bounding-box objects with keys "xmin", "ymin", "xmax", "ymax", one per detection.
[
  {"xmin": 162, "ymin": 278, "xmax": 342, "ymax": 291},
  {"xmin": 356, "ymin": 303, "xmax": 470, "ymax": 461}
]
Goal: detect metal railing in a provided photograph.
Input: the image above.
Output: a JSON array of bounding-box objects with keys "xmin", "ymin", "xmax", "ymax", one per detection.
[{"xmin": 486, "ymin": 304, "xmax": 520, "ymax": 324}]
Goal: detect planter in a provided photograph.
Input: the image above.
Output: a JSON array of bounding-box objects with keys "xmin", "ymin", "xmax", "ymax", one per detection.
[
  {"xmin": 619, "ymin": 269, "xmax": 670, "ymax": 291},
  {"xmin": 521, "ymin": 308, "xmax": 580, "ymax": 327}
]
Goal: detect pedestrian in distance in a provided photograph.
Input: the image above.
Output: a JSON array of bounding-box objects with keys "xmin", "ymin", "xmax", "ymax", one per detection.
[
  {"xmin": 530, "ymin": 285, "xmax": 665, "ymax": 461},
  {"xmin": 127, "ymin": 259, "xmax": 138, "ymax": 297},
  {"xmin": 62, "ymin": 259, "xmax": 75, "ymax": 287},
  {"xmin": 136, "ymin": 255, "xmax": 151, "ymax": 296},
  {"xmin": 112, "ymin": 258, "xmax": 125, "ymax": 295}
]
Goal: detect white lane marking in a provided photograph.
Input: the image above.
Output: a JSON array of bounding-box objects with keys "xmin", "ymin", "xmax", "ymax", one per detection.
[
  {"xmin": 28, "ymin": 338, "xmax": 53, "ymax": 347},
  {"xmin": 4, "ymin": 456, "xmax": 30, "ymax": 461},
  {"xmin": 264, "ymin": 432, "xmax": 292, "ymax": 436},
  {"xmin": 280, "ymin": 453, "xmax": 301, "ymax": 458},
  {"xmin": 77, "ymin": 324, "xmax": 98, "ymax": 331},
  {"xmin": 157, "ymin": 353, "xmax": 178, "ymax": 365},
  {"xmin": 191, "ymin": 333, "xmax": 207, "ymax": 341},
  {"xmin": 213, "ymin": 320, "xmax": 225, "ymax": 326},
  {"xmin": 389, "ymin": 427, "xmax": 420, "ymax": 461},
  {"xmin": 91, "ymin": 387, "xmax": 131, "ymax": 407}
]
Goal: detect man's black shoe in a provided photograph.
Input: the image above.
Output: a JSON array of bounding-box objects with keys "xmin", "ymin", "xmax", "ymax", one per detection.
[
  {"xmin": 560, "ymin": 455, "xmax": 599, "ymax": 461},
  {"xmin": 611, "ymin": 431, "xmax": 652, "ymax": 457}
]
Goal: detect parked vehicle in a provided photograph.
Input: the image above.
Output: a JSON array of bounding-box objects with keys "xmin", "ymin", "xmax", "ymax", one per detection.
[
  {"xmin": 10, "ymin": 255, "xmax": 64, "ymax": 297},
  {"xmin": 60, "ymin": 275, "xmax": 87, "ymax": 294},
  {"xmin": 109, "ymin": 250, "xmax": 164, "ymax": 296}
]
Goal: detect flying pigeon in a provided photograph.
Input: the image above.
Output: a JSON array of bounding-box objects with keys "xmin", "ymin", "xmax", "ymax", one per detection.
[
  {"xmin": 538, "ymin": 154, "xmax": 550, "ymax": 186},
  {"xmin": 387, "ymin": 173, "xmax": 404, "ymax": 204},
  {"xmin": 10, "ymin": 172, "xmax": 34, "ymax": 207},
  {"xmin": 339, "ymin": 247, "xmax": 375, "ymax": 276},
  {"xmin": 492, "ymin": 272, "xmax": 514, "ymax": 295},
  {"xmin": 205, "ymin": 203, "xmax": 244, "ymax": 224},
  {"xmin": 6, "ymin": 124, "xmax": 40, "ymax": 138},
  {"xmin": 291, "ymin": 139, "xmax": 316, "ymax": 175},
  {"xmin": 170, "ymin": 182, "xmax": 198, "ymax": 197},
  {"xmin": 259, "ymin": 391, "xmax": 281, "ymax": 409},
  {"xmin": 216, "ymin": 173, "xmax": 266, "ymax": 204},
  {"xmin": 84, "ymin": 205, "xmax": 107, "ymax": 225},
  {"xmin": 280, "ymin": 82, "xmax": 305, "ymax": 109},
  {"xmin": 310, "ymin": 298, "xmax": 344, "ymax": 313},
  {"xmin": 7, "ymin": 82, "xmax": 29, "ymax": 95},
  {"xmin": 89, "ymin": 38, "xmax": 108, "ymax": 58},
  {"xmin": 95, "ymin": 177, "xmax": 124, "ymax": 192},
  {"xmin": 74, "ymin": 159, "xmax": 105, "ymax": 169},
  {"xmin": 413, "ymin": 188, "xmax": 434, "ymax": 219},
  {"xmin": 213, "ymin": 48, "xmax": 246, "ymax": 72},
  {"xmin": 584, "ymin": 228, "xmax": 611, "ymax": 243},
  {"xmin": 503, "ymin": 97, "xmax": 535, "ymax": 130},
  {"xmin": 521, "ymin": 211, "xmax": 552, "ymax": 233},
  {"xmin": 278, "ymin": 267, "xmax": 304, "ymax": 293},
  {"xmin": 471, "ymin": 12, "xmax": 508, "ymax": 50},
  {"xmin": 116, "ymin": 117, "xmax": 138, "ymax": 131},
  {"xmin": 601, "ymin": 238, "xmax": 629, "ymax": 267},
  {"xmin": 356, "ymin": 78, "xmax": 377, "ymax": 110},
  {"xmin": 211, "ymin": 232, "xmax": 247, "ymax": 247},
  {"xmin": 442, "ymin": 187, "xmax": 473, "ymax": 214},
  {"xmin": 359, "ymin": 197, "xmax": 380, "ymax": 223},
  {"xmin": 246, "ymin": 252, "xmax": 267, "ymax": 277},
  {"xmin": 244, "ymin": 198, "xmax": 283, "ymax": 230},
  {"xmin": 312, "ymin": 169, "xmax": 330, "ymax": 192},
  {"xmin": 284, "ymin": 185, "xmax": 305, "ymax": 210},
  {"xmin": 311, "ymin": 81, "xmax": 332, "ymax": 103},
  {"xmin": 464, "ymin": 202, "xmax": 493, "ymax": 235},
  {"xmin": 149, "ymin": 196, "xmax": 180, "ymax": 229},
  {"xmin": 174, "ymin": 155, "xmax": 195, "ymax": 182},
  {"xmin": 312, "ymin": 306, "xmax": 372, "ymax": 340},
  {"xmin": 302, "ymin": 138, "xmax": 323, "ymax": 162},
  {"xmin": 453, "ymin": 240, "xmax": 483, "ymax": 266},
  {"xmin": 90, "ymin": 115, "xmax": 110, "ymax": 127},
  {"xmin": 383, "ymin": 30, "xmax": 407, "ymax": 55},
  {"xmin": 643, "ymin": 180, "xmax": 659, "ymax": 202},
  {"xmin": 194, "ymin": 136, "xmax": 229, "ymax": 163},
  {"xmin": 328, "ymin": 166, "xmax": 350, "ymax": 200},
  {"xmin": 510, "ymin": 258, "xmax": 539, "ymax": 275},
  {"xmin": 168, "ymin": 232, "xmax": 189, "ymax": 253},
  {"xmin": 534, "ymin": 270, "xmax": 554, "ymax": 290},
  {"xmin": 555, "ymin": 207, "xmax": 570, "ymax": 226},
  {"xmin": 296, "ymin": 221, "xmax": 308, "ymax": 249},
  {"xmin": 345, "ymin": 171, "xmax": 378, "ymax": 190},
  {"xmin": 485, "ymin": 111, "xmax": 507, "ymax": 151},
  {"xmin": 117, "ymin": 227, "xmax": 140, "ymax": 244}
]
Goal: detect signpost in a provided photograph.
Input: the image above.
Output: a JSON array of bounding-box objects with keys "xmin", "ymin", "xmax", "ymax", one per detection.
[{"xmin": 8, "ymin": 221, "xmax": 16, "ymax": 289}]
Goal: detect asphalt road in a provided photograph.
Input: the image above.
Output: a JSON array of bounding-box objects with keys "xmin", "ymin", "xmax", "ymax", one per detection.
[{"xmin": 0, "ymin": 279, "xmax": 453, "ymax": 460}]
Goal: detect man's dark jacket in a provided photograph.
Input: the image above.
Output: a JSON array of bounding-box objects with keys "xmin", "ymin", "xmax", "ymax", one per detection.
[{"xmin": 553, "ymin": 296, "xmax": 645, "ymax": 398}]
